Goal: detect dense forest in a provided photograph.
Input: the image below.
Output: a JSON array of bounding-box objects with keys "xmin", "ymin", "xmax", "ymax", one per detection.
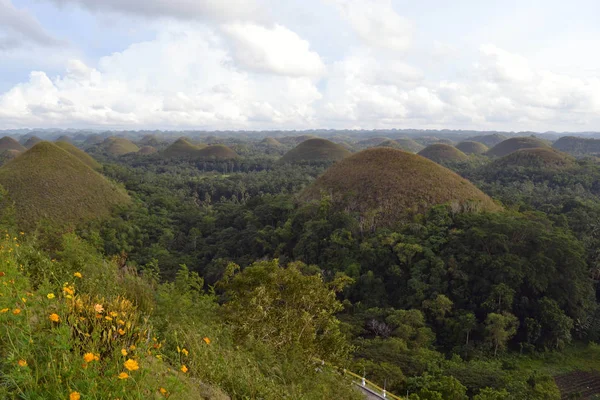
[{"xmin": 2, "ymin": 130, "xmax": 600, "ymax": 399}]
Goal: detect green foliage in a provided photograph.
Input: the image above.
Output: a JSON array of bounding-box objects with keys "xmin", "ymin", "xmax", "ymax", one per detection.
[
  {"xmin": 279, "ymin": 138, "xmax": 351, "ymax": 163},
  {"xmin": 418, "ymin": 144, "xmax": 469, "ymax": 163}
]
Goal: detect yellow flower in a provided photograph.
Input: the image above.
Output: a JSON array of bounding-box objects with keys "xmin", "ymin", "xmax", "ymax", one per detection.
[
  {"xmin": 69, "ymin": 392, "xmax": 81, "ymax": 400},
  {"xmin": 118, "ymin": 372, "xmax": 129, "ymax": 380},
  {"xmin": 94, "ymin": 354, "xmax": 100, "ymax": 361},
  {"xmin": 47, "ymin": 293, "xmax": 55, "ymax": 299},
  {"xmin": 123, "ymin": 359, "xmax": 139, "ymax": 371},
  {"xmin": 203, "ymin": 337, "xmax": 211, "ymax": 345},
  {"xmin": 177, "ymin": 346, "xmax": 181, "ymax": 353},
  {"xmin": 121, "ymin": 348, "xmax": 128, "ymax": 356},
  {"xmin": 110, "ymin": 311, "xmax": 118, "ymax": 317},
  {"xmin": 94, "ymin": 304, "xmax": 104, "ymax": 314},
  {"xmin": 180, "ymin": 365, "xmax": 188, "ymax": 373},
  {"xmin": 73, "ymin": 272, "xmax": 82, "ymax": 278},
  {"xmin": 83, "ymin": 353, "xmax": 95, "ymax": 363},
  {"xmin": 129, "ymin": 345, "xmax": 136, "ymax": 351},
  {"xmin": 118, "ymin": 329, "xmax": 125, "ymax": 335},
  {"xmin": 17, "ymin": 359, "xmax": 27, "ymax": 367},
  {"xmin": 105, "ymin": 316, "xmax": 113, "ymax": 321},
  {"xmin": 117, "ymin": 319, "xmax": 125, "ymax": 325},
  {"xmin": 159, "ymin": 387, "xmax": 168, "ymax": 396},
  {"xmin": 0, "ymin": 308, "xmax": 8, "ymax": 313},
  {"xmin": 49, "ymin": 313, "xmax": 60, "ymax": 322},
  {"xmin": 182, "ymin": 348, "xmax": 189, "ymax": 356},
  {"xmin": 13, "ymin": 308, "xmax": 21, "ymax": 315}
]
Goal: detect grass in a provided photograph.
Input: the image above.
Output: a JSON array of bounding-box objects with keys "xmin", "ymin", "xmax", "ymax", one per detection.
[
  {"xmin": 101, "ymin": 137, "xmax": 140, "ymax": 156},
  {"xmin": 162, "ymin": 138, "xmax": 206, "ymax": 158},
  {"xmin": 55, "ymin": 141, "xmax": 102, "ymax": 170},
  {"xmin": 24, "ymin": 136, "xmax": 43, "ymax": 149},
  {"xmin": 196, "ymin": 145, "xmax": 238, "ymax": 160},
  {"xmin": 377, "ymin": 139, "xmax": 425, "ymax": 153},
  {"xmin": 492, "ymin": 148, "xmax": 575, "ymax": 169},
  {"xmin": 486, "ymin": 137, "xmax": 550, "ymax": 157},
  {"xmin": 0, "ymin": 142, "xmax": 129, "ymax": 229},
  {"xmin": 301, "ymin": 147, "xmax": 501, "ymax": 228},
  {"xmin": 0, "ymin": 136, "xmax": 26, "ymax": 153},
  {"xmin": 280, "ymin": 138, "xmax": 351, "ymax": 163},
  {"xmin": 456, "ymin": 141, "xmax": 489, "ymax": 155},
  {"xmin": 261, "ymin": 137, "xmax": 283, "ymax": 147},
  {"xmin": 467, "ymin": 133, "xmax": 508, "ymax": 147},
  {"xmin": 0, "ymin": 149, "xmax": 22, "ymax": 165},
  {"xmin": 357, "ymin": 137, "xmax": 392, "ymax": 146},
  {"xmin": 418, "ymin": 143, "xmax": 469, "ymax": 163}
]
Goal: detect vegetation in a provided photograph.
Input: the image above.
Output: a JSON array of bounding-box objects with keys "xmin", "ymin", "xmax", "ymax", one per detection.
[
  {"xmin": 486, "ymin": 137, "xmax": 550, "ymax": 157},
  {"xmin": 491, "ymin": 148, "xmax": 575, "ymax": 169},
  {"xmin": 0, "ymin": 142, "xmax": 129, "ymax": 228},
  {"xmin": 196, "ymin": 145, "xmax": 238, "ymax": 160},
  {"xmin": 456, "ymin": 141, "xmax": 489, "ymax": 155},
  {"xmin": 100, "ymin": 137, "xmax": 140, "ymax": 156},
  {"xmin": 280, "ymin": 138, "xmax": 351, "ymax": 163},
  {"xmin": 418, "ymin": 143, "xmax": 469, "ymax": 163},
  {"xmin": 163, "ymin": 138, "xmax": 207, "ymax": 158},
  {"xmin": 138, "ymin": 145, "xmax": 158, "ymax": 155},
  {"xmin": 55, "ymin": 141, "xmax": 103, "ymax": 170},
  {"xmin": 0, "ymin": 136, "xmax": 26, "ymax": 153},
  {"xmin": 24, "ymin": 136, "xmax": 43, "ymax": 148},
  {"xmin": 466, "ymin": 133, "xmax": 508, "ymax": 147},
  {"xmin": 553, "ymin": 136, "xmax": 600, "ymax": 156}
]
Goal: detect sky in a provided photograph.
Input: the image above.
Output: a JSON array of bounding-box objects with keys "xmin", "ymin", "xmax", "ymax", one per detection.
[{"xmin": 1, "ymin": 0, "xmax": 600, "ymax": 131}]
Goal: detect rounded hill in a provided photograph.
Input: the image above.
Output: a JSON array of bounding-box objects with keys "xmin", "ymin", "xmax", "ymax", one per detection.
[
  {"xmin": 163, "ymin": 138, "xmax": 206, "ymax": 158},
  {"xmin": 261, "ymin": 137, "xmax": 283, "ymax": 147},
  {"xmin": 456, "ymin": 141, "xmax": 488, "ymax": 155},
  {"xmin": 280, "ymin": 138, "xmax": 351, "ymax": 163},
  {"xmin": 138, "ymin": 145, "xmax": 158, "ymax": 155},
  {"xmin": 486, "ymin": 137, "xmax": 550, "ymax": 157},
  {"xmin": 492, "ymin": 148, "xmax": 575, "ymax": 169},
  {"xmin": 54, "ymin": 141, "xmax": 102, "ymax": 170},
  {"xmin": 0, "ymin": 149, "xmax": 21, "ymax": 165},
  {"xmin": 552, "ymin": 136, "xmax": 600, "ymax": 156},
  {"xmin": 467, "ymin": 133, "xmax": 508, "ymax": 147},
  {"xmin": 196, "ymin": 145, "xmax": 238, "ymax": 160},
  {"xmin": 301, "ymin": 148, "xmax": 500, "ymax": 227},
  {"xmin": 0, "ymin": 142, "xmax": 129, "ymax": 229},
  {"xmin": 357, "ymin": 137, "xmax": 392, "ymax": 147},
  {"xmin": 0, "ymin": 137, "xmax": 26, "ymax": 153},
  {"xmin": 418, "ymin": 144, "xmax": 468, "ymax": 163},
  {"xmin": 395, "ymin": 138, "xmax": 425, "ymax": 153},
  {"xmin": 101, "ymin": 137, "xmax": 140, "ymax": 155},
  {"xmin": 24, "ymin": 136, "xmax": 43, "ymax": 148}
]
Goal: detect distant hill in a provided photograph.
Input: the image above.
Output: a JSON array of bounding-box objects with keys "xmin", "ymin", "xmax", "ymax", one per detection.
[
  {"xmin": 0, "ymin": 137, "xmax": 26, "ymax": 153},
  {"xmin": 196, "ymin": 145, "xmax": 238, "ymax": 160},
  {"xmin": 139, "ymin": 134, "xmax": 160, "ymax": 146},
  {"xmin": 101, "ymin": 137, "xmax": 140, "ymax": 156},
  {"xmin": 487, "ymin": 137, "xmax": 550, "ymax": 157},
  {"xmin": 418, "ymin": 144, "xmax": 468, "ymax": 163},
  {"xmin": 467, "ymin": 133, "xmax": 508, "ymax": 147},
  {"xmin": 552, "ymin": 136, "xmax": 600, "ymax": 156},
  {"xmin": 83, "ymin": 134, "xmax": 105, "ymax": 146},
  {"xmin": 301, "ymin": 148, "xmax": 500, "ymax": 228},
  {"xmin": 395, "ymin": 138, "xmax": 425, "ymax": 153},
  {"xmin": 55, "ymin": 141, "xmax": 102, "ymax": 170},
  {"xmin": 55, "ymin": 135, "xmax": 72, "ymax": 143},
  {"xmin": 23, "ymin": 136, "xmax": 43, "ymax": 149},
  {"xmin": 357, "ymin": 137, "xmax": 392, "ymax": 147},
  {"xmin": 261, "ymin": 137, "xmax": 283, "ymax": 147},
  {"xmin": 0, "ymin": 142, "xmax": 129, "ymax": 229},
  {"xmin": 279, "ymin": 135, "xmax": 319, "ymax": 145},
  {"xmin": 163, "ymin": 138, "xmax": 207, "ymax": 158},
  {"xmin": 492, "ymin": 148, "xmax": 575, "ymax": 169},
  {"xmin": 138, "ymin": 145, "xmax": 158, "ymax": 155},
  {"xmin": 280, "ymin": 138, "xmax": 351, "ymax": 163},
  {"xmin": 456, "ymin": 141, "xmax": 489, "ymax": 155},
  {"xmin": 0, "ymin": 149, "xmax": 21, "ymax": 166}
]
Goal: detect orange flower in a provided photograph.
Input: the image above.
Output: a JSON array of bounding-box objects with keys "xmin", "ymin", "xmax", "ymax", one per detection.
[
  {"xmin": 182, "ymin": 348, "xmax": 189, "ymax": 356},
  {"xmin": 49, "ymin": 313, "xmax": 60, "ymax": 322},
  {"xmin": 83, "ymin": 353, "xmax": 95, "ymax": 363},
  {"xmin": 123, "ymin": 359, "xmax": 139, "ymax": 371},
  {"xmin": 121, "ymin": 348, "xmax": 128, "ymax": 356},
  {"xmin": 118, "ymin": 328, "xmax": 125, "ymax": 335},
  {"xmin": 73, "ymin": 272, "xmax": 82, "ymax": 278},
  {"xmin": 203, "ymin": 337, "xmax": 211, "ymax": 345},
  {"xmin": 12, "ymin": 308, "xmax": 21, "ymax": 315},
  {"xmin": 63, "ymin": 286, "xmax": 74, "ymax": 296},
  {"xmin": 159, "ymin": 387, "xmax": 168, "ymax": 396},
  {"xmin": 118, "ymin": 372, "xmax": 129, "ymax": 380},
  {"xmin": 0, "ymin": 308, "xmax": 8, "ymax": 313},
  {"xmin": 94, "ymin": 304, "xmax": 104, "ymax": 314},
  {"xmin": 180, "ymin": 365, "xmax": 188, "ymax": 373},
  {"xmin": 17, "ymin": 359, "xmax": 27, "ymax": 367},
  {"xmin": 69, "ymin": 392, "xmax": 81, "ymax": 400}
]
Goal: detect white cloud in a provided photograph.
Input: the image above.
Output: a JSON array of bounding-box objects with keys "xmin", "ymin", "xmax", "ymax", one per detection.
[
  {"xmin": 221, "ymin": 23, "xmax": 325, "ymax": 77},
  {"xmin": 329, "ymin": 0, "xmax": 413, "ymax": 51},
  {"xmin": 0, "ymin": 0, "xmax": 62, "ymax": 50}
]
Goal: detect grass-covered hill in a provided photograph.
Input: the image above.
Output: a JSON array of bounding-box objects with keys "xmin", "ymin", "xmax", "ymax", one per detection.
[
  {"xmin": 83, "ymin": 134, "xmax": 105, "ymax": 146},
  {"xmin": 486, "ymin": 136, "xmax": 550, "ymax": 157},
  {"xmin": 139, "ymin": 134, "xmax": 161, "ymax": 146},
  {"xmin": 0, "ymin": 136, "xmax": 26, "ymax": 153},
  {"xmin": 138, "ymin": 145, "xmax": 158, "ymax": 155},
  {"xmin": 23, "ymin": 136, "xmax": 43, "ymax": 148},
  {"xmin": 278, "ymin": 134, "xmax": 319, "ymax": 145},
  {"xmin": 0, "ymin": 149, "xmax": 21, "ymax": 166},
  {"xmin": 357, "ymin": 137, "xmax": 392, "ymax": 147},
  {"xmin": 55, "ymin": 135, "xmax": 72, "ymax": 143},
  {"xmin": 0, "ymin": 142, "xmax": 129, "ymax": 228},
  {"xmin": 456, "ymin": 141, "xmax": 489, "ymax": 155},
  {"xmin": 491, "ymin": 147, "xmax": 575, "ymax": 169},
  {"xmin": 467, "ymin": 133, "xmax": 508, "ymax": 147},
  {"xmin": 100, "ymin": 137, "xmax": 140, "ymax": 156},
  {"xmin": 162, "ymin": 138, "xmax": 207, "ymax": 158},
  {"xmin": 377, "ymin": 139, "xmax": 425, "ymax": 153},
  {"xmin": 418, "ymin": 143, "xmax": 468, "ymax": 163},
  {"xmin": 553, "ymin": 136, "xmax": 600, "ymax": 156},
  {"xmin": 280, "ymin": 138, "xmax": 352, "ymax": 163},
  {"xmin": 261, "ymin": 137, "xmax": 283, "ymax": 147},
  {"xmin": 301, "ymin": 148, "xmax": 500, "ymax": 227},
  {"xmin": 196, "ymin": 145, "xmax": 238, "ymax": 160},
  {"xmin": 55, "ymin": 141, "xmax": 102, "ymax": 170}
]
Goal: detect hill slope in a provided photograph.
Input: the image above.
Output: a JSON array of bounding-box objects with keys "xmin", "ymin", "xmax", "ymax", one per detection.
[
  {"xmin": 301, "ymin": 148, "xmax": 500, "ymax": 227},
  {"xmin": 467, "ymin": 133, "xmax": 508, "ymax": 147},
  {"xmin": 101, "ymin": 137, "xmax": 140, "ymax": 155},
  {"xmin": 0, "ymin": 137, "xmax": 26, "ymax": 153},
  {"xmin": 163, "ymin": 138, "xmax": 206, "ymax": 158},
  {"xmin": 418, "ymin": 144, "xmax": 468, "ymax": 163},
  {"xmin": 280, "ymin": 138, "xmax": 351, "ymax": 163},
  {"xmin": 456, "ymin": 141, "xmax": 489, "ymax": 155},
  {"xmin": 23, "ymin": 136, "xmax": 43, "ymax": 148},
  {"xmin": 55, "ymin": 141, "xmax": 102, "ymax": 170},
  {"xmin": 487, "ymin": 137, "xmax": 550, "ymax": 157},
  {"xmin": 196, "ymin": 145, "xmax": 238, "ymax": 160},
  {"xmin": 138, "ymin": 145, "xmax": 158, "ymax": 155},
  {"xmin": 0, "ymin": 142, "xmax": 129, "ymax": 228},
  {"xmin": 553, "ymin": 136, "xmax": 600, "ymax": 156},
  {"xmin": 492, "ymin": 148, "xmax": 575, "ymax": 169}
]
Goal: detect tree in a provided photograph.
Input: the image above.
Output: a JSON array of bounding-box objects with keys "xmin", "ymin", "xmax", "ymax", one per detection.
[
  {"xmin": 538, "ymin": 297, "xmax": 573, "ymax": 349},
  {"xmin": 485, "ymin": 312, "xmax": 519, "ymax": 356}
]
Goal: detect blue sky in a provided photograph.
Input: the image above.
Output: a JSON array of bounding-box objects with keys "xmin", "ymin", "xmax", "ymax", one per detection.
[{"xmin": 1, "ymin": 0, "xmax": 599, "ymax": 130}]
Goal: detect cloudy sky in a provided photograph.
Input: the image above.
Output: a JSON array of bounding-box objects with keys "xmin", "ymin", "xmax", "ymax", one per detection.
[{"xmin": 1, "ymin": 0, "xmax": 599, "ymax": 131}]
